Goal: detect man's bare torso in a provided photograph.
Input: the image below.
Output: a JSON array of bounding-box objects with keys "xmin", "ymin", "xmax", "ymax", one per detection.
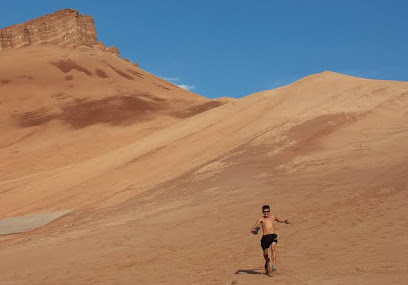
[{"xmin": 260, "ymin": 215, "xmax": 276, "ymax": 235}]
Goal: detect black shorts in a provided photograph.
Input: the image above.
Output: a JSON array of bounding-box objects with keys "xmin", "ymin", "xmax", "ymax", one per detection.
[{"xmin": 261, "ymin": 234, "xmax": 278, "ymax": 250}]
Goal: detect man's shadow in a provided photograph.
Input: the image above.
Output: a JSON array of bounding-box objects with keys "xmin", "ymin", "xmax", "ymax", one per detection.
[{"xmin": 235, "ymin": 269, "xmax": 265, "ymax": 275}]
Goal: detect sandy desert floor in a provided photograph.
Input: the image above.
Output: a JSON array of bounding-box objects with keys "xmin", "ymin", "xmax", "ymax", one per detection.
[{"xmin": 1, "ymin": 45, "xmax": 408, "ymax": 284}]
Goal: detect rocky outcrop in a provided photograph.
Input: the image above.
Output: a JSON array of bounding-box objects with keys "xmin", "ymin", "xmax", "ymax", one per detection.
[
  {"xmin": 0, "ymin": 9, "xmax": 96, "ymax": 50},
  {"xmin": 94, "ymin": 41, "xmax": 119, "ymax": 57},
  {"xmin": 106, "ymin": 46, "xmax": 119, "ymax": 57},
  {"xmin": 0, "ymin": 9, "xmax": 121, "ymax": 58},
  {"xmin": 94, "ymin": 41, "xmax": 106, "ymax": 51}
]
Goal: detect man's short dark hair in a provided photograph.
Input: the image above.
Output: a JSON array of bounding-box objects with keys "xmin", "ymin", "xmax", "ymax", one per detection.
[{"xmin": 262, "ymin": 205, "xmax": 270, "ymax": 211}]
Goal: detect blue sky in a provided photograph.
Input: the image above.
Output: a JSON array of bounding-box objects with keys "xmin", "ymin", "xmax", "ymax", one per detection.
[{"xmin": 1, "ymin": 0, "xmax": 407, "ymax": 98}]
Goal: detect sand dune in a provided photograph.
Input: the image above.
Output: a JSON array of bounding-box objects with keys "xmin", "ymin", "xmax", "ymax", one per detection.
[{"xmin": 1, "ymin": 34, "xmax": 408, "ymax": 285}]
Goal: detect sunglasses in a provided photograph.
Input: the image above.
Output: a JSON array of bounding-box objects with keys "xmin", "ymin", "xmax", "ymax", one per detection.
[{"xmin": 263, "ymin": 210, "xmax": 270, "ymax": 213}]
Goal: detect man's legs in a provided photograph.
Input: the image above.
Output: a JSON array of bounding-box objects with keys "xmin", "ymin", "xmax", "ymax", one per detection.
[
  {"xmin": 263, "ymin": 248, "xmax": 270, "ymax": 273},
  {"xmin": 271, "ymin": 242, "xmax": 277, "ymax": 271}
]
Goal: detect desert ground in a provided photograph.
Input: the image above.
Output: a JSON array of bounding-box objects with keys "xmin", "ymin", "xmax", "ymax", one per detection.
[{"xmin": 1, "ymin": 42, "xmax": 408, "ymax": 284}]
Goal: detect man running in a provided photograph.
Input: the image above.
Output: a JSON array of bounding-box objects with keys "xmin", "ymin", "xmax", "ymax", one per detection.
[{"xmin": 251, "ymin": 204, "xmax": 290, "ymax": 274}]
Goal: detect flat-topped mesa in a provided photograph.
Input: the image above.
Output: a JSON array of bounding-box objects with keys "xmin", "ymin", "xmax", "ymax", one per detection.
[
  {"xmin": 0, "ymin": 9, "xmax": 95, "ymax": 50},
  {"xmin": 0, "ymin": 9, "xmax": 119, "ymax": 56}
]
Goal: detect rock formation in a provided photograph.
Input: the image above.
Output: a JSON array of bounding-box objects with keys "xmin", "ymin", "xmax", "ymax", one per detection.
[
  {"xmin": 0, "ymin": 9, "xmax": 120, "ymax": 57},
  {"xmin": 0, "ymin": 9, "xmax": 95, "ymax": 50},
  {"xmin": 106, "ymin": 46, "xmax": 120, "ymax": 57}
]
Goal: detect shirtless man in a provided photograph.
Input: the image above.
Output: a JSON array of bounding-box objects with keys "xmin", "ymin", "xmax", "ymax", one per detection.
[{"xmin": 251, "ymin": 205, "xmax": 290, "ymax": 274}]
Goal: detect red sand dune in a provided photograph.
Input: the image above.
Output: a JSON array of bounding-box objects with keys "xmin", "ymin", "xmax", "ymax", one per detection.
[{"xmin": 1, "ymin": 11, "xmax": 408, "ymax": 285}]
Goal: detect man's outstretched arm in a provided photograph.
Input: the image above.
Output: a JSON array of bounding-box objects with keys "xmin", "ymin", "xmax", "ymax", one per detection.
[
  {"xmin": 275, "ymin": 216, "xmax": 290, "ymax": 224},
  {"xmin": 251, "ymin": 218, "xmax": 262, "ymax": 234}
]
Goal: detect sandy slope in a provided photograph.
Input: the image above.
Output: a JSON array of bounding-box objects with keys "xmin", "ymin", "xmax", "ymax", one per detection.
[
  {"xmin": 0, "ymin": 45, "xmax": 408, "ymax": 284},
  {"xmin": 0, "ymin": 45, "xmax": 226, "ymax": 207}
]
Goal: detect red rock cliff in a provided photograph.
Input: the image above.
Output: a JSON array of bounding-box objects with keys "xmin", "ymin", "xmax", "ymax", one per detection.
[{"xmin": 0, "ymin": 9, "xmax": 118, "ymax": 56}]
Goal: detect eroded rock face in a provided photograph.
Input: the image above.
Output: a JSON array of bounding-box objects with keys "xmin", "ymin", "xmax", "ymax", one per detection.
[
  {"xmin": 106, "ymin": 46, "xmax": 119, "ymax": 56},
  {"xmin": 94, "ymin": 42, "xmax": 120, "ymax": 57},
  {"xmin": 0, "ymin": 9, "xmax": 101, "ymax": 51}
]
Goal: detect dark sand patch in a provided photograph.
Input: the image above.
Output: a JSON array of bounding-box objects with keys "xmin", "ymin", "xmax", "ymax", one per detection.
[
  {"xmin": 172, "ymin": 101, "xmax": 225, "ymax": 119},
  {"xmin": 95, "ymin": 68, "xmax": 108, "ymax": 78},
  {"xmin": 50, "ymin": 59, "xmax": 92, "ymax": 76},
  {"xmin": 14, "ymin": 95, "xmax": 168, "ymax": 129},
  {"xmin": 103, "ymin": 62, "xmax": 133, "ymax": 80},
  {"xmin": 288, "ymin": 113, "xmax": 359, "ymax": 142},
  {"xmin": 127, "ymin": 69, "xmax": 144, "ymax": 78}
]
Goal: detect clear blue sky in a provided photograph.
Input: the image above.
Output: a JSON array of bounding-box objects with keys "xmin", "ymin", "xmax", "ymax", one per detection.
[{"xmin": 1, "ymin": 0, "xmax": 407, "ymax": 98}]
